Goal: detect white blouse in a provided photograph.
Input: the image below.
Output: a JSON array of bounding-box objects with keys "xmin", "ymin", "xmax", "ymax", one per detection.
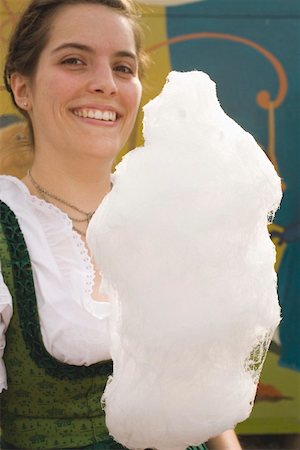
[{"xmin": 0, "ymin": 175, "xmax": 111, "ymax": 391}]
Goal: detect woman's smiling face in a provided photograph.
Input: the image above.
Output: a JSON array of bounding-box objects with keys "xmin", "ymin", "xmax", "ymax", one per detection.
[{"xmin": 24, "ymin": 2, "xmax": 143, "ymax": 159}]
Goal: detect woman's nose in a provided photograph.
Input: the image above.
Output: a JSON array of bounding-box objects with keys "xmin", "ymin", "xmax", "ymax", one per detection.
[{"xmin": 87, "ymin": 66, "xmax": 117, "ymax": 96}]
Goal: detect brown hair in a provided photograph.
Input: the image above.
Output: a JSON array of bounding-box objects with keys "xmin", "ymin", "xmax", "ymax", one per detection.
[{"xmin": 4, "ymin": 0, "xmax": 147, "ymax": 138}]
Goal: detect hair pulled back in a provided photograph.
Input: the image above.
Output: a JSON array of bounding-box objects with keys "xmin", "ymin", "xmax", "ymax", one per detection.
[{"xmin": 4, "ymin": 0, "xmax": 146, "ymax": 118}]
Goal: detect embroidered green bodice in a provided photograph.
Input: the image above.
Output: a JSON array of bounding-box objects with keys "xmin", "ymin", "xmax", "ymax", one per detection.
[{"xmin": 0, "ymin": 200, "xmax": 113, "ymax": 449}]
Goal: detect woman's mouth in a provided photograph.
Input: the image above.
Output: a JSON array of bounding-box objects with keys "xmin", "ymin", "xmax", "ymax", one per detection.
[{"xmin": 73, "ymin": 108, "xmax": 118, "ymax": 122}]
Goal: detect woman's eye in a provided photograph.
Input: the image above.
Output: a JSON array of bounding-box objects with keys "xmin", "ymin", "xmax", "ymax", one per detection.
[
  {"xmin": 114, "ymin": 65, "xmax": 134, "ymax": 74},
  {"xmin": 62, "ymin": 57, "xmax": 84, "ymax": 66}
]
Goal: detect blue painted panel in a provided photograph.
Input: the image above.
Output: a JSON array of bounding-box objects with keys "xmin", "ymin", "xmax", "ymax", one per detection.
[{"xmin": 167, "ymin": 0, "xmax": 300, "ymax": 16}]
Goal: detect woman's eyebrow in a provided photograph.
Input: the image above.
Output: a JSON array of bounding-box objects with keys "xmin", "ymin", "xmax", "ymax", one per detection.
[
  {"xmin": 51, "ymin": 43, "xmax": 137, "ymax": 60},
  {"xmin": 114, "ymin": 50, "xmax": 137, "ymax": 61},
  {"xmin": 51, "ymin": 42, "xmax": 94, "ymax": 54}
]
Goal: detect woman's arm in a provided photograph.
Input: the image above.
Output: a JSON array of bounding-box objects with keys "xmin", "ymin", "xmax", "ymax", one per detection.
[{"xmin": 206, "ymin": 429, "xmax": 242, "ymax": 450}]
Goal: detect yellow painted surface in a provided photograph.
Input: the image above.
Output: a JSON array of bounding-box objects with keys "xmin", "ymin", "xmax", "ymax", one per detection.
[
  {"xmin": 121, "ymin": 5, "xmax": 171, "ymax": 160},
  {"xmin": 0, "ymin": 0, "xmax": 27, "ymax": 114}
]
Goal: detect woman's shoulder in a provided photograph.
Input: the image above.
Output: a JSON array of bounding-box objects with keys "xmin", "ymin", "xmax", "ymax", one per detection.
[
  {"xmin": 0, "ymin": 176, "xmax": 49, "ymax": 232},
  {"xmin": 0, "ymin": 175, "xmax": 29, "ymax": 206},
  {"xmin": 0, "ymin": 175, "xmax": 67, "ymax": 225},
  {"xmin": 0, "ymin": 175, "xmax": 31, "ymax": 222},
  {"xmin": 0, "ymin": 174, "xmax": 27, "ymax": 190}
]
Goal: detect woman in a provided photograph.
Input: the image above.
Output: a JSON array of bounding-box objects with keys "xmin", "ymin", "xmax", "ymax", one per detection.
[{"xmin": 0, "ymin": 0, "xmax": 242, "ymax": 448}]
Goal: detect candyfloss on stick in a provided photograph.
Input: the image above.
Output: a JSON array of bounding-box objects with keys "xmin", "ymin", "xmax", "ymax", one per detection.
[{"xmin": 87, "ymin": 71, "xmax": 282, "ymax": 450}]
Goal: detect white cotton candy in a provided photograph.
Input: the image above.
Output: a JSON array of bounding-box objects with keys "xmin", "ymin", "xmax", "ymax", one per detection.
[{"xmin": 87, "ymin": 71, "xmax": 282, "ymax": 450}]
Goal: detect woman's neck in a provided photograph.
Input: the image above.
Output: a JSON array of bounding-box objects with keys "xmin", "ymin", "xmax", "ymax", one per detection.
[{"xmin": 24, "ymin": 156, "xmax": 113, "ymax": 208}]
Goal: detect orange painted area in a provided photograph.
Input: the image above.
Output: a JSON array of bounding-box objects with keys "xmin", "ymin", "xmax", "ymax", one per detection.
[{"xmin": 256, "ymin": 383, "xmax": 291, "ymax": 402}]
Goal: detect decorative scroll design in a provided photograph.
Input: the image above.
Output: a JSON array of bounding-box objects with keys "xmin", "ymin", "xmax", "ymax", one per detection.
[{"xmin": 147, "ymin": 32, "xmax": 288, "ymax": 111}]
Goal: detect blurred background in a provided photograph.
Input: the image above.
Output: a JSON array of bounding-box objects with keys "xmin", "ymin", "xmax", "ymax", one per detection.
[{"xmin": 0, "ymin": 0, "xmax": 299, "ymax": 448}]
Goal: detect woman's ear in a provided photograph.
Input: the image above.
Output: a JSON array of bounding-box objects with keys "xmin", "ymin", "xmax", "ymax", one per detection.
[{"xmin": 10, "ymin": 72, "xmax": 31, "ymax": 111}]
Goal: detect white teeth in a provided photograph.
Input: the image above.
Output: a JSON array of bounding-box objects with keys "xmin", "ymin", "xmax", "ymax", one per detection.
[{"xmin": 74, "ymin": 109, "xmax": 117, "ymax": 121}]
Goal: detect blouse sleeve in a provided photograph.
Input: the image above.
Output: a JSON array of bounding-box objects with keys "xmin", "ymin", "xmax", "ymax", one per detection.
[{"xmin": 0, "ymin": 266, "xmax": 13, "ymax": 392}]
